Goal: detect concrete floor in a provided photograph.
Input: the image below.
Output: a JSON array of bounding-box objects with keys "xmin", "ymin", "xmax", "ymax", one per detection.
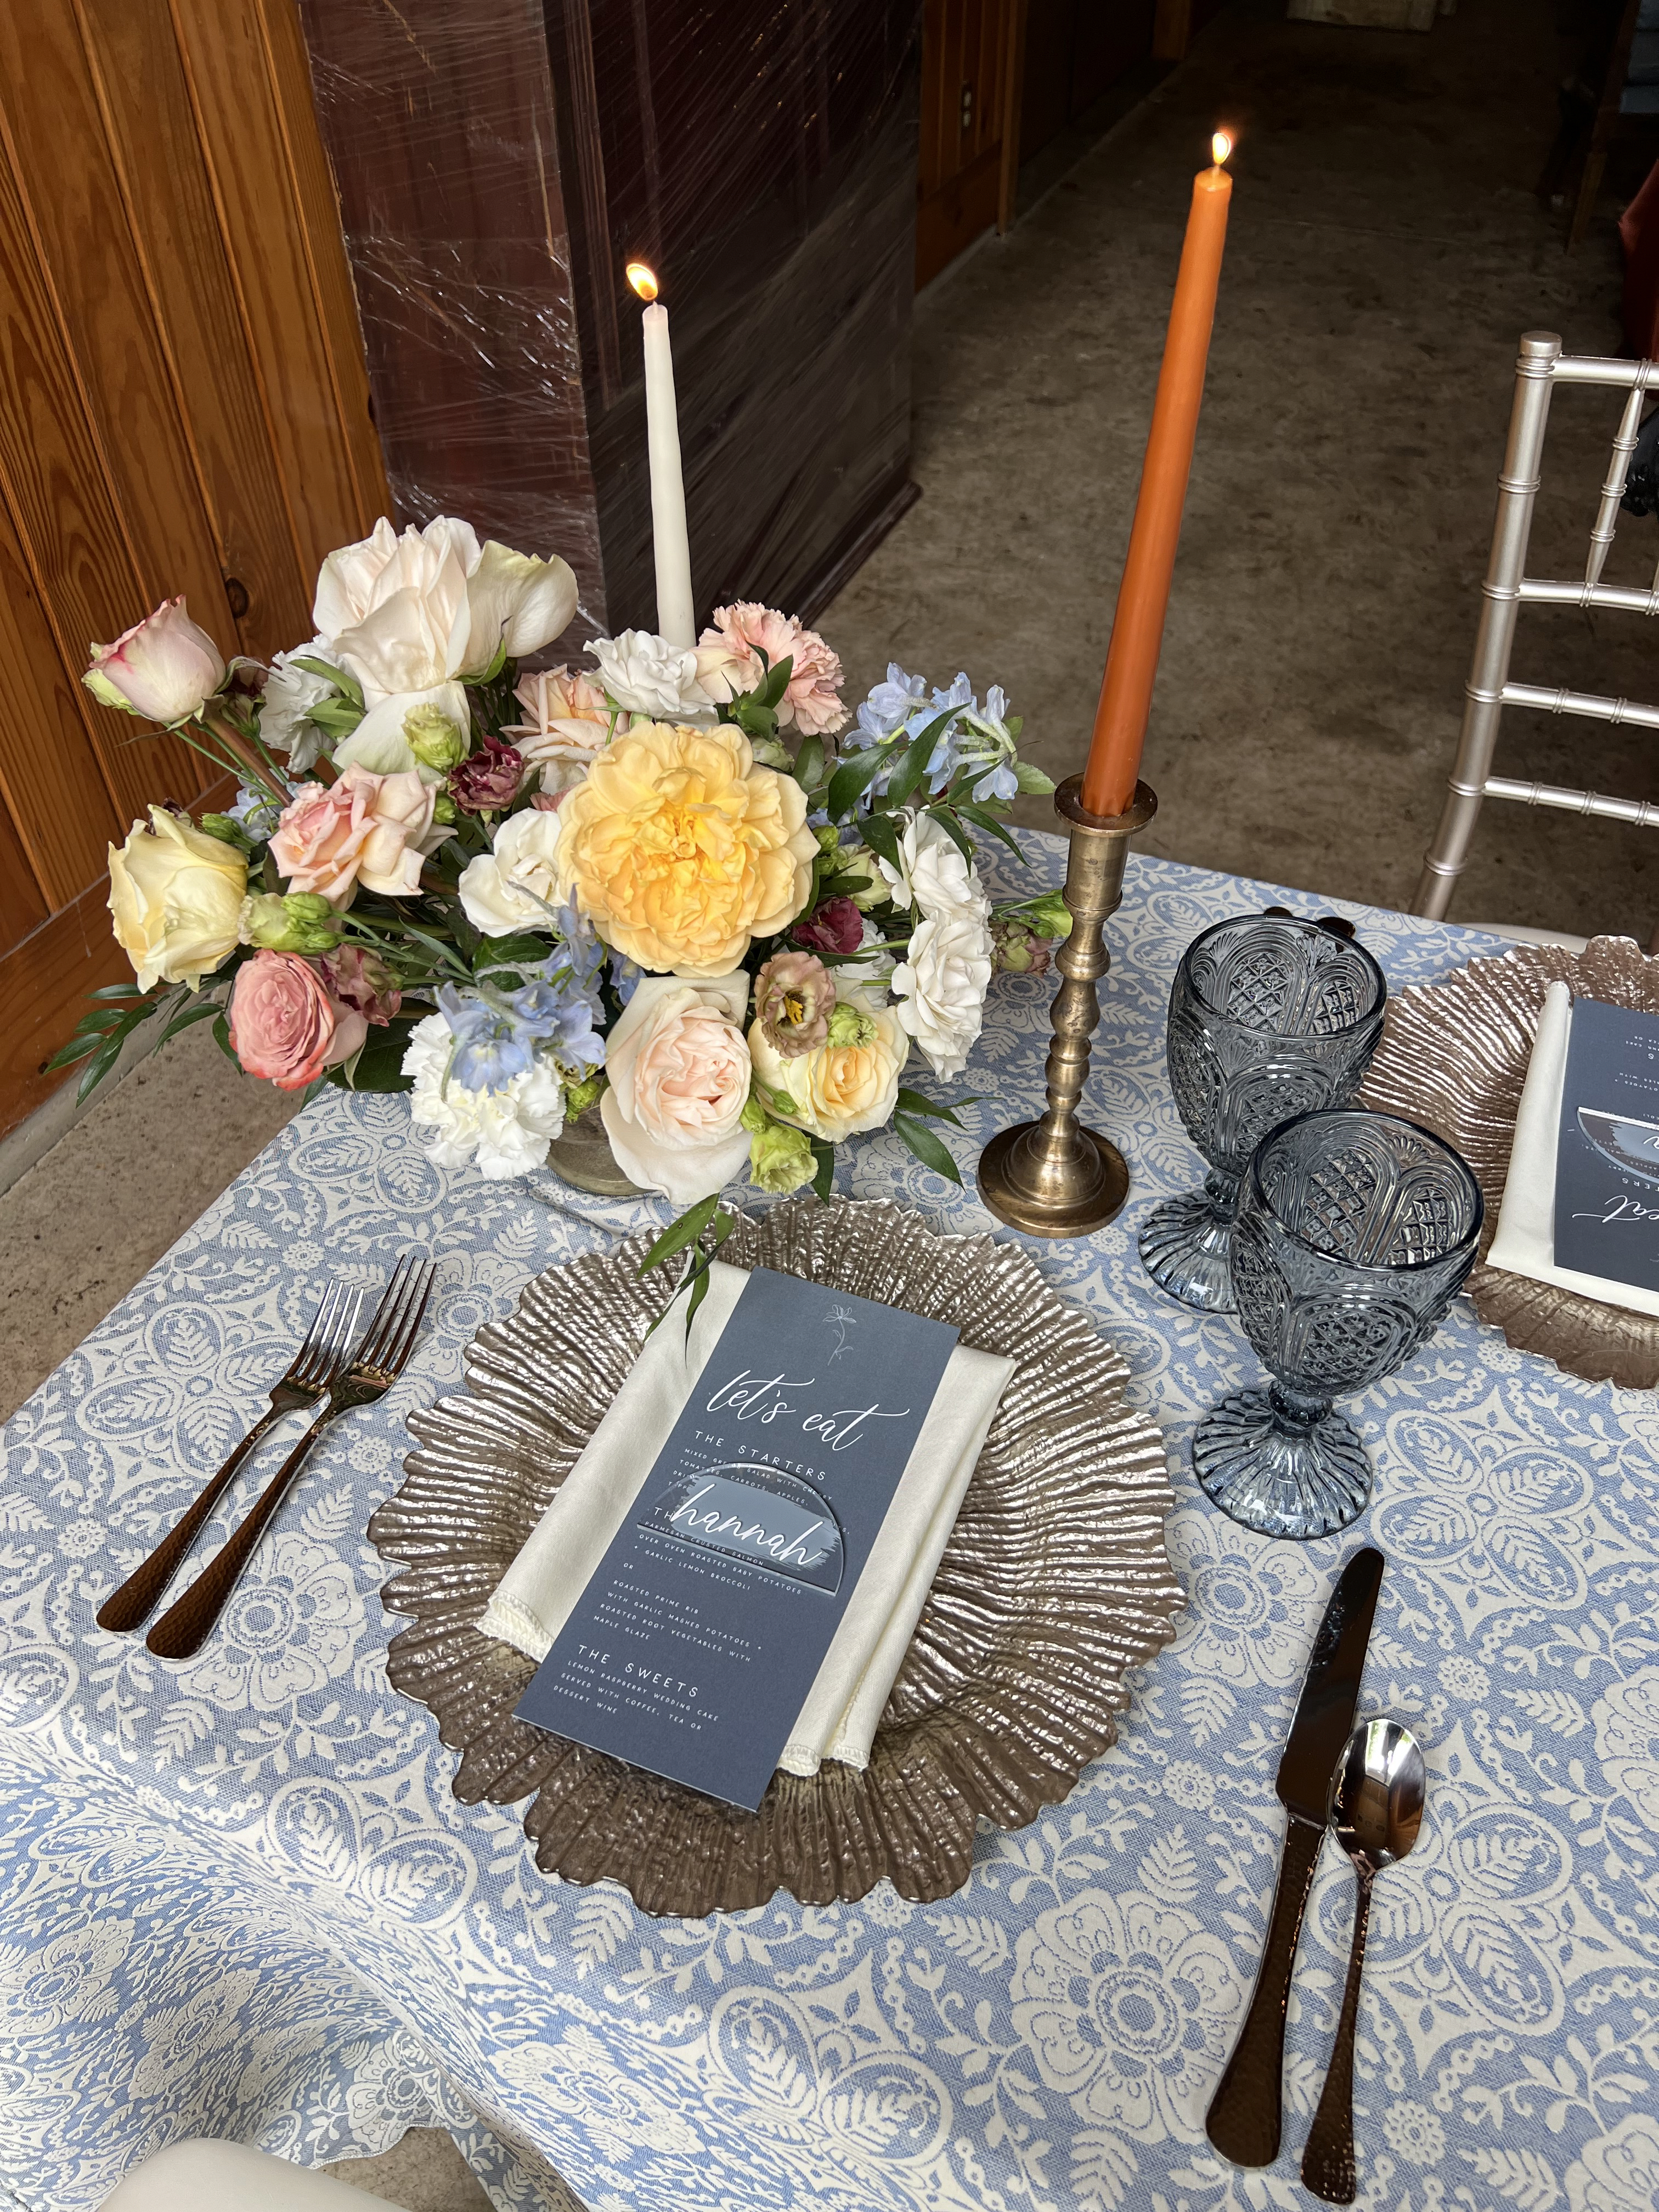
[
  {"xmin": 4, "ymin": 9, "xmax": 1651, "ymax": 2203},
  {"xmin": 323, "ymin": 2126, "xmax": 582, "ymax": 2211}
]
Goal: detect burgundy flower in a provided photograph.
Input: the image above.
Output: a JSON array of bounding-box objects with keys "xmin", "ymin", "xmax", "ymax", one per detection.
[
  {"xmin": 448, "ymin": 735, "xmax": 525, "ymax": 814},
  {"xmin": 321, "ymin": 944, "xmax": 402, "ymax": 1026},
  {"xmin": 793, "ymin": 895, "xmax": 863, "ymax": 957}
]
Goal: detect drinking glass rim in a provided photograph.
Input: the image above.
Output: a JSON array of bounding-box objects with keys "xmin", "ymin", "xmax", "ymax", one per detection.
[
  {"xmin": 1248, "ymin": 1106, "xmax": 1486, "ymax": 1272},
  {"xmin": 1181, "ymin": 912, "xmax": 1387, "ymax": 1037}
]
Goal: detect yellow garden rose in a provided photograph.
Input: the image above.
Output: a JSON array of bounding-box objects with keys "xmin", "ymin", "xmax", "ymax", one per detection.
[
  {"xmin": 748, "ymin": 985, "xmax": 909, "ymax": 1142},
  {"xmin": 555, "ymin": 720, "xmax": 816, "ymax": 977},
  {"xmin": 108, "ymin": 806, "xmax": 248, "ymax": 991}
]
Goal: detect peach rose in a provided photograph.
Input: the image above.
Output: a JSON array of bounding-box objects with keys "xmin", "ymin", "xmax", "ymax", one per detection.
[
  {"xmin": 229, "ymin": 952, "xmax": 368, "ymax": 1090},
  {"xmin": 600, "ymin": 974, "xmax": 752, "ymax": 1203},
  {"xmin": 269, "ymin": 763, "xmax": 438, "ymax": 906},
  {"xmin": 555, "ymin": 720, "xmax": 816, "ymax": 977}
]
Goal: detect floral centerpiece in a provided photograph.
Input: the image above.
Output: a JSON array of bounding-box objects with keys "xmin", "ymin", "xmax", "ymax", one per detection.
[{"xmin": 67, "ymin": 516, "xmax": 1066, "ymax": 1288}]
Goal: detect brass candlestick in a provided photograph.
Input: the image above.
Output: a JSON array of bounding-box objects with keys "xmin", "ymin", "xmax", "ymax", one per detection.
[{"xmin": 978, "ymin": 774, "xmax": 1157, "ymax": 1238}]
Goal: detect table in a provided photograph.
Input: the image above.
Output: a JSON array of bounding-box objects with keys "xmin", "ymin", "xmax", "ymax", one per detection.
[{"xmin": 4, "ymin": 845, "xmax": 1658, "ymax": 2212}]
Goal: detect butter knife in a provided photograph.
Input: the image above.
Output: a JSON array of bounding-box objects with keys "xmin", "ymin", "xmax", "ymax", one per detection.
[{"xmin": 1205, "ymin": 1544, "xmax": 1385, "ymax": 2168}]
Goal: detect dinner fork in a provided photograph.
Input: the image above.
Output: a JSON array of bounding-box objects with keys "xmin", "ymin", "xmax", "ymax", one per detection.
[
  {"xmin": 97, "ymin": 1279, "xmax": 366, "ymax": 1635},
  {"xmin": 145, "ymin": 1254, "xmax": 437, "ymax": 1661}
]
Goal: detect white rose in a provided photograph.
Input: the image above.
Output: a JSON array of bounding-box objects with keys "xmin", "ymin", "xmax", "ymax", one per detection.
[
  {"xmin": 878, "ymin": 810, "xmax": 989, "ymax": 928},
  {"xmin": 456, "ymin": 807, "xmax": 565, "ymax": 936},
  {"xmin": 586, "ymin": 629, "xmax": 719, "ymax": 719},
  {"xmin": 600, "ymin": 975, "xmax": 752, "ymax": 1205},
  {"xmin": 403, "ymin": 1013, "xmax": 565, "ymax": 1178},
  {"xmin": 890, "ymin": 912, "xmax": 993, "ymax": 1079},
  {"xmin": 749, "ymin": 984, "xmax": 908, "ymax": 1142},
  {"xmin": 259, "ymin": 640, "xmax": 337, "ymax": 771}
]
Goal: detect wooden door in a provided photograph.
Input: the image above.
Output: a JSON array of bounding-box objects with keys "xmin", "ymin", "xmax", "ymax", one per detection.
[
  {"xmin": 917, "ymin": 0, "xmax": 1025, "ymax": 287},
  {"xmin": 0, "ymin": 0, "xmax": 387, "ymax": 1139}
]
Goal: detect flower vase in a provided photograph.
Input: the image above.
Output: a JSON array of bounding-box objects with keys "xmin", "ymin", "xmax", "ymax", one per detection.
[{"xmin": 543, "ymin": 1097, "xmax": 645, "ymax": 1199}]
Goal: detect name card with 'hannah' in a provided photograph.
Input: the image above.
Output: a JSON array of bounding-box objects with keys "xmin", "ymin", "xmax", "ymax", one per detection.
[{"xmin": 514, "ymin": 1268, "xmax": 960, "ymax": 1809}]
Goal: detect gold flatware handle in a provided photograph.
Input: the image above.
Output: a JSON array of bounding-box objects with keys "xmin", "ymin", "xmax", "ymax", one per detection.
[
  {"xmin": 1301, "ymin": 1867, "xmax": 1374, "ymax": 2203},
  {"xmin": 96, "ymin": 1410, "xmax": 281, "ymax": 1634},
  {"xmin": 145, "ymin": 1414, "xmax": 332, "ymax": 1661},
  {"xmin": 1205, "ymin": 1814, "xmax": 1323, "ymax": 2166}
]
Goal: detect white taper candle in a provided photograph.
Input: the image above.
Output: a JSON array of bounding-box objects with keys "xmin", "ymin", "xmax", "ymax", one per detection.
[{"xmin": 640, "ymin": 300, "xmax": 696, "ymax": 648}]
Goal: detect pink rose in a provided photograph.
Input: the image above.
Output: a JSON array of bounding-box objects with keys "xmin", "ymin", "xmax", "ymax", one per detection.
[
  {"xmin": 698, "ymin": 603, "xmax": 847, "ymax": 736},
  {"xmin": 83, "ymin": 597, "xmax": 227, "ymax": 725},
  {"xmin": 320, "ymin": 944, "xmax": 401, "ymax": 1025},
  {"xmin": 793, "ymin": 895, "xmax": 863, "ymax": 957},
  {"xmin": 269, "ymin": 763, "xmax": 437, "ymax": 906},
  {"xmin": 229, "ymin": 952, "xmax": 368, "ymax": 1090}
]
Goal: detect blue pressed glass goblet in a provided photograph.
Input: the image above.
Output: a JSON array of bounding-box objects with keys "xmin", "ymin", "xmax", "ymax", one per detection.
[
  {"xmin": 1139, "ymin": 915, "xmax": 1387, "ymax": 1313},
  {"xmin": 1194, "ymin": 1109, "xmax": 1483, "ymax": 1541}
]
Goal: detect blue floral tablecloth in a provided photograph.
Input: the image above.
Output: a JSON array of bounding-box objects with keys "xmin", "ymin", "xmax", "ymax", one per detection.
[{"xmin": 4, "ymin": 845, "xmax": 1658, "ymax": 2212}]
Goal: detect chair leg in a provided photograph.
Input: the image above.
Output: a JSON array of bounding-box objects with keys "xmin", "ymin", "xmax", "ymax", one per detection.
[{"xmin": 1414, "ymin": 334, "xmax": 1560, "ymax": 918}]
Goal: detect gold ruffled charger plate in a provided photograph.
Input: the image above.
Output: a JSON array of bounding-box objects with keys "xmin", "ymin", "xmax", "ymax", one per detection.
[
  {"xmin": 368, "ymin": 1196, "xmax": 1181, "ymax": 1917},
  {"xmin": 1361, "ymin": 933, "xmax": 1659, "ymax": 1389}
]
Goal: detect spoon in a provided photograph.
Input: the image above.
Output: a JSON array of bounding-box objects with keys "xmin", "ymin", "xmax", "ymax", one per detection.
[{"xmin": 1300, "ymin": 1718, "xmax": 1426, "ymax": 2204}]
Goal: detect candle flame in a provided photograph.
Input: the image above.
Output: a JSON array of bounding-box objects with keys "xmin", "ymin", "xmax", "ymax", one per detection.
[
  {"xmin": 1211, "ymin": 131, "xmax": 1233, "ymax": 166},
  {"xmin": 625, "ymin": 261, "xmax": 659, "ymax": 302}
]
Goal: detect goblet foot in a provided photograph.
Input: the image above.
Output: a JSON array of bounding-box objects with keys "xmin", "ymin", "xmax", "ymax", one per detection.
[
  {"xmin": 1139, "ymin": 1189, "xmax": 1237, "ymax": 1312},
  {"xmin": 1193, "ymin": 1388, "xmax": 1372, "ymax": 1540}
]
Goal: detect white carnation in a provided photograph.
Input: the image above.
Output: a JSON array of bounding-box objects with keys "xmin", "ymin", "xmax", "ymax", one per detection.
[
  {"xmin": 890, "ymin": 912, "xmax": 993, "ymax": 1079},
  {"xmin": 586, "ymin": 629, "xmax": 719, "ymax": 719},
  {"xmin": 259, "ymin": 639, "xmax": 338, "ymax": 771},
  {"xmin": 878, "ymin": 811, "xmax": 990, "ymax": 929},
  {"xmin": 402, "ymin": 1013, "xmax": 565, "ymax": 1178}
]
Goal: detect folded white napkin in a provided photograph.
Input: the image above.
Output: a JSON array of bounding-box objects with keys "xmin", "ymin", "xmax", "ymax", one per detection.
[
  {"xmin": 1487, "ymin": 980, "xmax": 1659, "ymax": 1318},
  {"xmin": 479, "ymin": 1260, "xmax": 1014, "ymax": 1778}
]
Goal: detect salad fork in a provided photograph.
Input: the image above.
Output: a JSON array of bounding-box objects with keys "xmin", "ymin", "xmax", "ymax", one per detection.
[
  {"xmin": 97, "ymin": 1279, "xmax": 366, "ymax": 1634},
  {"xmin": 146, "ymin": 1254, "xmax": 437, "ymax": 1661}
]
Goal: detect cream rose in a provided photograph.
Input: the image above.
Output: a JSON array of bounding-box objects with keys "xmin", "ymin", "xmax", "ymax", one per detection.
[
  {"xmin": 748, "ymin": 984, "xmax": 907, "ymax": 1142},
  {"xmin": 456, "ymin": 807, "xmax": 565, "ymax": 936},
  {"xmin": 108, "ymin": 806, "xmax": 248, "ymax": 991},
  {"xmin": 601, "ymin": 975, "xmax": 753, "ymax": 1204},
  {"xmin": 556, "ymin": 720, "xmax": 816, "ymax": 976}
]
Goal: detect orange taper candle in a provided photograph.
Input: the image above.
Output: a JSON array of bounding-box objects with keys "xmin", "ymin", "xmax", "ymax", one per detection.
[{"xmin": 1082, "ymin": 133, "xmax": 1233, "ymax": 819}]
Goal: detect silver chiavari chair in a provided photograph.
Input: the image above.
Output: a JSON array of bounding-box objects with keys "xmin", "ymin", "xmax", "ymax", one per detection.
[{"xmin": 1414, "ymin": 329, "xmax": 1659, "ymax": 945}]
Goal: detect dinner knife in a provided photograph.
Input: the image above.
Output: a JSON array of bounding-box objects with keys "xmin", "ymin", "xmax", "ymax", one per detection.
[{"xmin": 1204, "ymin": 1544, "xmax": 1385, "ymax": 2169}]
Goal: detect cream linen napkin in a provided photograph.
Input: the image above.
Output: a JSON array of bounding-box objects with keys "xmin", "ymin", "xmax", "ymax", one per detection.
[
  {"xmin": 479, "ymin": 1259, "xmax": 1014, "ymax": 1778},
  {"xmin": 1486, "ymin": 980, "xmax": 1659, "ymax": 1318}
]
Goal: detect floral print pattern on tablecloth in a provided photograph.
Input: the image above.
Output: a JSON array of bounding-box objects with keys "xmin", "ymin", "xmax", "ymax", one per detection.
[{"xmin": 3, "ymin": 847, "xmax": 1657, "ymax": 2212}]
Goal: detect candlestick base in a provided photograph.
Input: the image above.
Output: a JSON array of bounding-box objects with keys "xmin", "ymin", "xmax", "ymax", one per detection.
[{"xmin": 976, "ymin": 775, "xmax": 1158, "ymax": 1242}]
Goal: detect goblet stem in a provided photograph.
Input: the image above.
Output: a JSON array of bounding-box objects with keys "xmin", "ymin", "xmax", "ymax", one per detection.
[
  {"xmin": 1138, "ymin": 1165, "xmax": 1243, "ymax": 1312},
  {"xmin": 1193, "ymin": 1385, "xmax": 1373, "ymax": 1541}
]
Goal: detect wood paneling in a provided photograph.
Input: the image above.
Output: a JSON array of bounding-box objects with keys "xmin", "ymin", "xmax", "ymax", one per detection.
[
  {"xmin": 917, "ymin": 0, "xmax": 1021, "ymax": 286},
  {"xmin": 0, "ymin": 0, "xmax": 388, "ymax": 1138}
]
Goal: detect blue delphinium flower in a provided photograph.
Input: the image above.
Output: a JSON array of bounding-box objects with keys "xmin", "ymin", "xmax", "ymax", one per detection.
[
  {"xmin": 229, "ymin": 784, "xmax": 284, "ymax": 841},
  {"xmin": 856, "ymin": 663, "xmax": 928, "ymax": 743},
  {"xmin": 607, "ymin": 950, "xmax": 643, "ymax": 1007},
  {"xmin": 438, "ymin": 985, "xmax": 533, "ymax": 1092},
  {"xmin": 503, "ymin": 981, "xmax": 604, "ymax": 1073}
]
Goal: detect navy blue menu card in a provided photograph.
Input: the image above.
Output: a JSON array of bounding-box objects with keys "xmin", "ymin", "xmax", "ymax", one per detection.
[
  {"xmin": 513, "ymin": 1267, "xmax": 960, "ymax": 1811},
  {"xmin": 1554, "ymin": 995, "xmax": 1659, "ymax": 1294}
]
